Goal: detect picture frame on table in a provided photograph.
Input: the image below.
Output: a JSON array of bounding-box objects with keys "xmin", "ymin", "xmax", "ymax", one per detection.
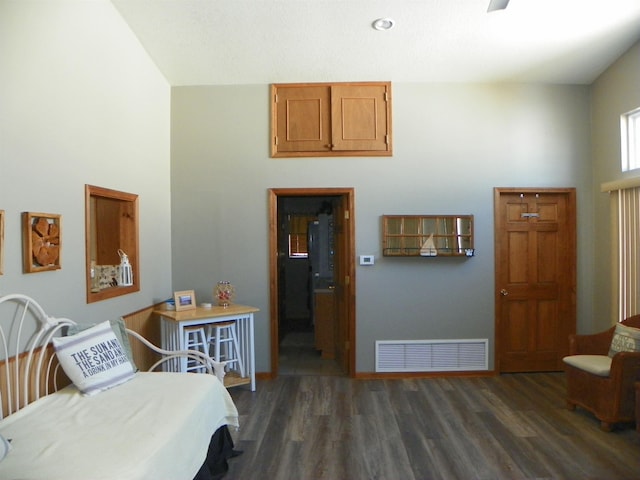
[{"xmin": 174, "ymin": 290, "xmax": 197, "ymax": 311}]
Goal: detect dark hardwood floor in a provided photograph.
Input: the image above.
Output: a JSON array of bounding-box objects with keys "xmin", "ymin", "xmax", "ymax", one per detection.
[
  {"xmin": 279, "ymin": 331, "xmax": 344, "ymax": 376},
  {"xmin": 225, "ymin": 373, "xmax": 640, "ymax": 480}
]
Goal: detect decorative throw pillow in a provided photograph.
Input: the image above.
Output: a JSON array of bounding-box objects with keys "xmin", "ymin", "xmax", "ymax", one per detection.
[
  {"xmin": 53, "ymin": 320, "xmax": 135, "ymax": 396},
  {"xmin": 608, "ymin": 323, "xmax": 640, "ymax": 357},
  {"xmin": 67, "ymin": 318, "xmax": 138, "ymax": 372}
]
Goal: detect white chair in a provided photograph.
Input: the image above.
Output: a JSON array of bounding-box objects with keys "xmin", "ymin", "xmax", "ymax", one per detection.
[
  {"xmin": 183, "ymin": 325, "xmax": 208, "ymax": 373},
  {"xmin": 207, "ymin": 321, "xmax": 245, "ymax": 378}
]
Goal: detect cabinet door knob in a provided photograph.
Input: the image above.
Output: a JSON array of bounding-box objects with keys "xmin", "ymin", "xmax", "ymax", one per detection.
[{"xmin": 500, "ymin": 289, "xmax": 509, "ymax": 296}]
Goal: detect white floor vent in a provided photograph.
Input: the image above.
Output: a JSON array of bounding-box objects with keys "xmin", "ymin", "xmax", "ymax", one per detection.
[{"xmin": 375, "ymin": 339, "xmax": 488, "ymax": 372}]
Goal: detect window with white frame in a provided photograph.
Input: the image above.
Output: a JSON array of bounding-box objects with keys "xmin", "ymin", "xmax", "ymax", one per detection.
[{"xmin": 621, "ymin": 107, "xmax": 640, "ymax": 172}]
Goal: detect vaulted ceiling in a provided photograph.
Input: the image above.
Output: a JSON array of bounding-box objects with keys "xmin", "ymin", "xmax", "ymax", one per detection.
[{"xmin": 112, "ymin": 0, "xmax": 640, "ymax": 86}]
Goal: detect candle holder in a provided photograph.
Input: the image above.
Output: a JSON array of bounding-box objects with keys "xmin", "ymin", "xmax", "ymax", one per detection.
[{"xmin": 214, "ymin": 281, "xmax": 236, "ymax": 307}]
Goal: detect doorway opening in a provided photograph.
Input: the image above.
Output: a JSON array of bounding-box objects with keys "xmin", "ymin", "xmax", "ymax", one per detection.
[{"xmin": 268, "ymin": 188, "xmax": 355, "ymax": 377}]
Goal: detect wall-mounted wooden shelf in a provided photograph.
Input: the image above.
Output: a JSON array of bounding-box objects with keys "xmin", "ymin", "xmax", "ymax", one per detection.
[{"xmin": 382, "ymin": 215, "xmax": 474, "ymax": 257}]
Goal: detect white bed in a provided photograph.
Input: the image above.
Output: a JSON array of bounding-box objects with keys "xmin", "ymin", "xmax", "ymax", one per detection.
[{"xmin": 0, "ymin": 294, "xmax": 240, "ymax": 480}]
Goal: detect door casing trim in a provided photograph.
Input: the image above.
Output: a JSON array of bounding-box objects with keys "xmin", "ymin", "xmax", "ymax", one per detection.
[{"xmin": 268, "ymin": 187, "xmax": 356, "ymax": 377}]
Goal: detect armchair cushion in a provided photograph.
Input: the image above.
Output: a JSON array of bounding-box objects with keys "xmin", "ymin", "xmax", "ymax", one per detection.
[
  {"xmin": 563, "ymin": 355, "xmax": 611, "ymax": 376},
  {"xmin": 608, "ymin": 323, "xmax": 640, "ymax": 357}
]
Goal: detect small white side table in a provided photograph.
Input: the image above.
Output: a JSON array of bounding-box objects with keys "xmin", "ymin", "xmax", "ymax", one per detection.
[{"xmin": 154, "ymin": 304, "xmax": 258, "ymax": 391}]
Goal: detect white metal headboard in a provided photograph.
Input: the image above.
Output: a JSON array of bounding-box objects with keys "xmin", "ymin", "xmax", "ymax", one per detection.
[
  {"xmin": 0, "ymin": 294, "xmax": 223, "ymax": 419},
  {"xmin": 0, "ymin": 294, "xmax": 77, "ymax": 418}
]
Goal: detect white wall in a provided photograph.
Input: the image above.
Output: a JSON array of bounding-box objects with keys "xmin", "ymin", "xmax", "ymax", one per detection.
[
  {"xmin": 0, "ymin": 0, "xmax": 173, "ymax": 321},
  {"xmin": 590, "ymin": 40, "xmax": 640, "ymax": 329},
  {"xmin": 171, "ymin": 82, "xmax": 594, "ymax": 373}
]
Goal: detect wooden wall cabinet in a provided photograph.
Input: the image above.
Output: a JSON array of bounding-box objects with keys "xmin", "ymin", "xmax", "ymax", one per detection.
[
  {"xmin": 271, "ymin": 82, "xmax": 392, "ymax": 157},
  {"xmin": 382, "ymin": 215, "xmax": 474, "ymax": 257}
]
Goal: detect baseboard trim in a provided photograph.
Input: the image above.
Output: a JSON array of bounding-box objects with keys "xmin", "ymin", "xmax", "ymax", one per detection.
[
  {"xmin": 257, "ymin": 370, "xmax": 497, "ymax": 380},
  {"xmin": 354, "ymin": 370, "xmax": 497, "ymax": 380},
  {"xmin": 256, "ymin": 370, "xmax": 499, "ymax": 380}
]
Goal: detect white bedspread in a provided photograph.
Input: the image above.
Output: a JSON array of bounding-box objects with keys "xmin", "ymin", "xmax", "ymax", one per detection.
[{"xmin": 0, "ymin": 372, "xmax": 239, "ymax": 480}]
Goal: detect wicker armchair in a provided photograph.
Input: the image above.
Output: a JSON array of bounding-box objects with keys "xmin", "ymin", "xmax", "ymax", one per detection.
[{"xmin": 563, "ymin": 314, "xmax": 640, "ymax": 431}]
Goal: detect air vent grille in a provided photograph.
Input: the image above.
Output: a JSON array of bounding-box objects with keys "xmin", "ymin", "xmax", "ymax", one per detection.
[{"xmin": 375, "ymin": 339, "xmax": 488, "ymax": 372}]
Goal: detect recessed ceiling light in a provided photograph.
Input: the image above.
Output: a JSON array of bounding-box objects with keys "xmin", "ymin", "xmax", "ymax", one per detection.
[{"xmin": 372, "ymin": 18, "xmax": 395, "ymax": 31}]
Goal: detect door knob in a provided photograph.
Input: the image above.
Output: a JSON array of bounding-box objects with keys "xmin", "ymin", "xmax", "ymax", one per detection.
[{"xmin": 500, "ymin": 289, "xmax": 509, "ymax": 296}]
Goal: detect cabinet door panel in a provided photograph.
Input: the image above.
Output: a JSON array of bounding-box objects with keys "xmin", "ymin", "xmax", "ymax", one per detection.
[
  {"xmin": 331, "ymin": 84, "xmax": 390, "ymax": 152},
  {"xmin": 274, "ymin": 86, "xmax": 330, "ymax": 153},
  {"xmin": 314, "ymin": 292, "xmax": 336, "ymax": 359}
]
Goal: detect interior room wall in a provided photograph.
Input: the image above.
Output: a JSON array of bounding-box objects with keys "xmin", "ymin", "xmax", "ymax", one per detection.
[
  {"xmin": 5, "ymin": 1, "xmax": 633, "ymax": 373},
  {"xmin": 171, "ymin": 82, "xmax": 594, "ymax": 373},
  {"xmin": 590, "ymin": 40, "xmax": 640, "ymax": 329},
  {"xmin": 0, "ymin": 1, "xmax": 173, "ymax": 321}
]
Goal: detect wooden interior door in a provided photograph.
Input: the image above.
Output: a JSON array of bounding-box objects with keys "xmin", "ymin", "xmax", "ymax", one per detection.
[
  {"xmin": 494, "ymin": 188, "xmax": 576, "ymax": 372},
  {"xmin": 332, "ymin": 196, "xmax": 353, "ymax": 373}
]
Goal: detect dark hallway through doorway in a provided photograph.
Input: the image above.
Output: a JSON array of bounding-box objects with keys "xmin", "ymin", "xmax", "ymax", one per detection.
[
  {"xmin": 277, "ymin": 195, "xmax": 344, "ymax": 376},
  {"xmin": 269, "ymin": 187, "xmax": 356, "ymax": 378}
]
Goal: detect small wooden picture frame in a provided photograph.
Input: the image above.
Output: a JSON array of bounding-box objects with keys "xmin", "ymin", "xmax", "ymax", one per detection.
[
  {"xmin": 22, "ymin": 212, "xmax": 62, "ymax": 273},
  {"xmin": 174, "ymin": 290, "xmax": 197, "ymax": 311},
  {"xmin": 0, "ymin": 210, "xmax": 4, "ymax": 275}
]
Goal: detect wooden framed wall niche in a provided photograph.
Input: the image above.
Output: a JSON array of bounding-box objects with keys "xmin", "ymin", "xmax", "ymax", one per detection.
[{"xmin": 85, "ymin": 185, "xmax": 139, "ymax": 303}]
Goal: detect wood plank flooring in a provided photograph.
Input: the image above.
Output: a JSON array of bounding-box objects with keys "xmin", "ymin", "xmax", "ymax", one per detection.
[
  {"xmin": 225, "ymin": 373, "xmax": 640, "ymax": 480},
  {"xmin": 279, "ymin": 332, "xmax": 344, "ymax": 376}
]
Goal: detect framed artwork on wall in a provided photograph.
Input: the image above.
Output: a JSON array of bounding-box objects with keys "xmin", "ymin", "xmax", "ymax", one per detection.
[
  {"xmin": 22, "ymin": 212, "xmax": 62, "ymax": 273},
  {"xmin": 174, "ymin": 290, "xmax": 197, "ymax": 311}
]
